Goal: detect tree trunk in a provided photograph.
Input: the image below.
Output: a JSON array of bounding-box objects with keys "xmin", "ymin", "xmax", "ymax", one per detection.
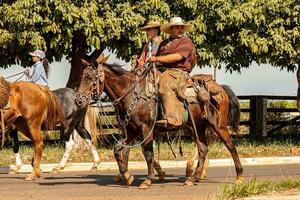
[
  {"xmin": 66, "ymin": 31, "xmax": 103, "ymax": 89},
  {"xmin": 297, "ymin": 63, "xmax": 300, "ymax": 112}
]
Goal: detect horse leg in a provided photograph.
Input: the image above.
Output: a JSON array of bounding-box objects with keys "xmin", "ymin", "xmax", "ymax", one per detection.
[
  {"xmin": 184, "ymin": 103, "xmax": 209, "ymax": 186},
  {"xmin": 184, "ymin": 126, "xmax": 208, "ymax": 186},
  {"xmin": 8, "ymin": 127, "xmax": 23, "ymax": 174},
  {"xmin": 25, "ymin": 126, "xmax": 44, "ymax": 181},
  {"xmin": 52, "ymin": 131, "xmax": 75, "ymax": 173},
  {"xmin": 114, "ymin": 146, "xmax": 130, "ymax": 182},
  {"xmin": 208, "ymin": 119, "xmax": 244, "ymax": 184},
  {"xmin": 186, "ymin": 146, "xmax": 198, "ymax": 179},
  {"xmin": 138, "ymin": 124, "xmax": 156, "ymax": 189},
  {"xmin": 141, "ymin": 145, "xmax": 165, "ymax": 181},
  {"xmin": 153, "ymin": 158, "xmax": 166, "ymax": 181},
  {"xmin": 114, "ymin": 138, "xmax": 134, "ymax": 186},
  {"xmin": 114, "ymin": 146, "xmax": 165, "ymax": 182},
  {"xmin": 76, "ymin": 123, "xmax": 100, "ymax": 172},
  {"xmin": 3, "ymin": 109, "xmax": 21, "ymax": 126},
  {"xmin": 139, "ymin": 140, "xmax": 155, "ymax": 189}
]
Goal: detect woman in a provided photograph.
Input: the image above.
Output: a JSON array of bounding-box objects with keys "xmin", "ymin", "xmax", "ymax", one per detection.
[
  {"xmin": 25, "ymin": 49, "xmax": 49, "ymax": 86},
  {"xmin": 132, "ymin": 21, "xmax": 162, "ymax": 72}
]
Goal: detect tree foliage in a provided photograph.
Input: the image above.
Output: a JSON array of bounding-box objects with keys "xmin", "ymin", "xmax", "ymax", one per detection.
[{"xmin": 0, "ymin": 0, "xmax": 299, "ymax": 72}]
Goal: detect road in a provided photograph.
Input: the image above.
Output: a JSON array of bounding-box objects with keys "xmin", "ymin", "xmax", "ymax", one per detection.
[{"xmin": 0, "ymin": 164, "xmax": 299, "ymax": 200}]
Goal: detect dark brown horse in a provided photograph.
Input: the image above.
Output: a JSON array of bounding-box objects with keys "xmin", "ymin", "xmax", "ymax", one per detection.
[
  {"xmin": 1, "ymin": 81, "xmax": 66, "ymax": 180},
  {"xmin": 77, "ymin": 54, "xmax": 244, "ymax": 189}
]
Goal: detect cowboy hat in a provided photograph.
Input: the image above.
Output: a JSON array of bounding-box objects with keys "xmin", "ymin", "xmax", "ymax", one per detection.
[
  {"xmin": 139, "ymin": 21, "xmax": 161, "ymax": 32},
  {"xmin": 161, "ymin": 17, "xmax": 192, "ymax": 34},
  {"xmin": 29, "ymin": 49, "xmax": 45, "ymax": 59}
]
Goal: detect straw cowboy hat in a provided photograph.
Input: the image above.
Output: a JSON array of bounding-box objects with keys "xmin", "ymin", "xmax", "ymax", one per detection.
[
  {"xmin": 139, "ymin": 21, "xmax": 161, "ymax": 32},
  {"xmin": 161, "ymin": 17, "xmax": 192, "ymax": 34},
  {"xmin": 29, "ymin": 49, "xmax": 45, "ymax": 59}
]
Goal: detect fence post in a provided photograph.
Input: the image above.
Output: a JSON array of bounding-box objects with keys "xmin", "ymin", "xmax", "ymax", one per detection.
[{"xmin": 249, "ymin": 96, "xmax": 267, "ymax": 137}]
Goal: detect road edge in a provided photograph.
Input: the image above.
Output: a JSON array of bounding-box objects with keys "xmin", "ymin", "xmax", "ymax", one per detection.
[{"xmin": 1, "ymin": 156, "xmax": 300, "ymax": 174}]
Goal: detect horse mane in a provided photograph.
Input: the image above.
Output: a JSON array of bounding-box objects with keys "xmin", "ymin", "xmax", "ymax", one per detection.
[{"xmin": 103, "ymin": 63, "xmax": 130, "ymax": 75}]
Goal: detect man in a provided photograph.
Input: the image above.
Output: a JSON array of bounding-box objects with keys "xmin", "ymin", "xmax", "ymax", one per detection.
[
  {"xmin": 150, "ymin": 17, "xmax": 197, "ymax": 128},
  {"xmin": 132, "ymin": 21, "xmax": 162, "ymax": 72}
]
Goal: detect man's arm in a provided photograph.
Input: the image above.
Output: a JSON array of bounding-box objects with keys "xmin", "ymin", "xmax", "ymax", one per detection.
[{"xmin": 150, "ymin": 53, "xmax": 183, "ymax": 64}]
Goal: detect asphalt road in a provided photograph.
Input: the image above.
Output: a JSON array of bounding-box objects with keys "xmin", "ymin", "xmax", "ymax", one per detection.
[{"xmin": 0, "ymin": 164, "xmax": 299, "ymax": 200}]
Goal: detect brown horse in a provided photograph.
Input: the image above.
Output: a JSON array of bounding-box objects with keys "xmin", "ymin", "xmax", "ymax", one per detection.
[
  {"xmin": 1, "ymin": 81, "xmax": 66, "ymax": 180},
  {"xmin": 76, "ymin": 54, "xmax": 244, "ymax": 189}
]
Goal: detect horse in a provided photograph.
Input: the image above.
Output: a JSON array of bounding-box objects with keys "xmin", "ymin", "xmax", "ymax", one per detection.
[
  {"xmin": 7, "ymin": 87, "xmax": 102, "ymax": 175},
  {"xmin": 76, "ymin": 54, "xmax": 244, "ymax": 189},
  {"xmin": 1, "ymin": 81, "xmax": 66, "ymax": 180}
]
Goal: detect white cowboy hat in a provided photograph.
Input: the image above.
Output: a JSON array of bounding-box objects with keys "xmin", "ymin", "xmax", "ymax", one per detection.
[
  {"xmin": 29, "ymin": 49, "xmax": 45, "ymax": 59},
  {"xmin": 160, "ymin": 17, "xmax": 192, "ymax": 34},
  {"xmin": 139, "ymin": 21, "xmax": 161, "ymax": 32}
]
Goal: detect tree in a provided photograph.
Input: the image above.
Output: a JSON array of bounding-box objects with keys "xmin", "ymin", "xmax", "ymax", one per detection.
[{"xmin": 0, "ymin": 0, "xmax": 299, "ymax": 101}]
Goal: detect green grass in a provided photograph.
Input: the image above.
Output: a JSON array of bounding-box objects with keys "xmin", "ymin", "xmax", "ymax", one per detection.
[
  {"xmin": 216, "ymin": 178, "xmax": 300, "ymax": 200},
  {"xmin": 0, "ymin": 138, "xmax": 299, "ymax": 166}
]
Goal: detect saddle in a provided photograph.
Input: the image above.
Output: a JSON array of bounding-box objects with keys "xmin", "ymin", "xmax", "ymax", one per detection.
[{"xmin": 178, "ymin": 74, "xmax": 224, "ymax": 105}]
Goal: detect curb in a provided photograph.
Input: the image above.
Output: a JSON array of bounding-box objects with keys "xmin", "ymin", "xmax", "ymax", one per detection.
[{"xmin": 1, "ymin": 156, "xmax": 300, "ymax": 174}]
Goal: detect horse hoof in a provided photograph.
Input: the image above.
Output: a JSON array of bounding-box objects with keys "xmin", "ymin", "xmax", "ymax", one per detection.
[
  {"xmin": 89, "ymin": 166, "xmax": 98, "ymax": 172},
  {"xmin": 51, "ymin": 166, "xmax": 63, "ymax": 173},
  {"xmin": 138, "ymin": 179, "xmax": 152, "ymax": 189},
  {"xmin": 236, "ymin": 176, "xmax": 244, "ymax": 185},
  {"xmin": 24, "ymin": 174, "xmax": 36, "ymax": 181},
  {"xmin": 183, "ymin": 179, "xmax": 195, "ymax": 186},
  {"xmin": 158, "ymin": 171, "xmax": 166, "ymax": 181},
  {"xmin": 124, "ymin": 173, "xmax": 134, "ymax": 186},
  {"xmin": 9, "ymin": 165, "xmax": 22, "ymax": 175},
  {"xmin": 200, "ymin": 171, "xmax": 207, "ymax": 180},
  {"xmin": 113, "ymin": 174, "xmax": 123, "ymax": 182}
]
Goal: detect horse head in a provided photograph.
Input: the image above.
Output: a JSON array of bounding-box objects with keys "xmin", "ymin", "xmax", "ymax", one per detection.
[{"xmin": 75, "ymin": 53, "xmax": 108, "ymax": 108}]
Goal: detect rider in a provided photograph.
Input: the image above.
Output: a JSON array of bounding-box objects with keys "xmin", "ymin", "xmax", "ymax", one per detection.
[
  {"xmin": 132, "ymin": 21, "xmax": 162, "ymax": 72},
  {"xmin": 150, "ymin": 17, "xmax": 197, "ymax": 128},
  {"xmin": 24, "ymin": 49, "xmax": 49, "ymax": 86}
]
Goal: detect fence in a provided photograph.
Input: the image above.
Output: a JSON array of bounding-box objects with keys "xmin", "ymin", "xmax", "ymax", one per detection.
[
  {"xmin": 16, "ymin": 95, "xmax": 300, "ymax": 141},
  {"xmin": 238, "ymin": 95, "xmax": 300, "ymax": 137}
]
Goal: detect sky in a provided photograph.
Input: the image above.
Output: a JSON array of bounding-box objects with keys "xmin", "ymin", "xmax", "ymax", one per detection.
[{"xmin": 0, "ymin": 52, "xmax": 297, "ymax": 96}]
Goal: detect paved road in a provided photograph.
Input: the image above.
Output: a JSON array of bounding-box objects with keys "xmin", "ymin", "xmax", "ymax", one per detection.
[{"xmin": 0, "ymin": 164, "xmax": 299, "ymax": 200}]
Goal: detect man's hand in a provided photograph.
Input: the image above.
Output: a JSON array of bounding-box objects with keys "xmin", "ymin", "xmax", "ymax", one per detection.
[
  {"xmin": 24, "ymin": 68, "xmax": 30, "ymax": 76},
  {"xmin": 150, "ymin": 56, "xmax": 157, "ymax": 62},
  {"xmin": 132, "ymin": 55, "xmax": 138, "ymax": 67}
]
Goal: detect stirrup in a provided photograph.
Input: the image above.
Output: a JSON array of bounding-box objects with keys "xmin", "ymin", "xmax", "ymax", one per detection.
[{"xmin": 156, "ymin": 119, "xmax": 168, "ymax": 127}]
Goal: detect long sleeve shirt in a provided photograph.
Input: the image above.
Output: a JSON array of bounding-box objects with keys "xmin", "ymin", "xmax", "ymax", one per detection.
[{"xmin": 28, "ymin": 61, "xmax": 48, "ymax": 86}]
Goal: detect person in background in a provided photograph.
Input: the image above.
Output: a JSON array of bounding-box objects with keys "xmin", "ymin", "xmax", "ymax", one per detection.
[
  {"xmin": 24, "ymin": 49, "xmax": 49, "ymax": 86},
  {"xmin": 132, "ymin": 21, "xmax": 162, "ymax": 72}
]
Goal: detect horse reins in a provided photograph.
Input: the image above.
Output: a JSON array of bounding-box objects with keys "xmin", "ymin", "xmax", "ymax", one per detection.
[
  {"xmin": 95, "ymin": 63, "xmax": 159, "ymax": 148},
  {"xmin": 5, "ymin": 71, "xmax": 27, "ymax": 82}
]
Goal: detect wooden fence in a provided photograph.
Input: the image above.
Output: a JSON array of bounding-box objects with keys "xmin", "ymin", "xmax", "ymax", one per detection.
[
  {"xmin": 238, "ymin": 95, "xmax": 300, "ymax": 137},
  {"xmin": 16, "ymin": 95, "xmax": 300, "ymax": 141}
]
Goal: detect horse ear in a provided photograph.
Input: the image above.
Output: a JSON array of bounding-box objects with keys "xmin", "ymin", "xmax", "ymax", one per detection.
[
  {"xmin": 81, "ymin": 59, "xmax": 89, "ymax": 66},
  {"xmin": 103, "ymin": 54, "xmax": 110, "ymax": 63},
  {"xmin": 96, "ymin": 53, "xmax": 105, "ymax": 64}
]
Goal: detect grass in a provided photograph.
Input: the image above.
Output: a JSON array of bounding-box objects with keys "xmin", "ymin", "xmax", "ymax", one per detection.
[
  {"xmin": 0, "ymin": 138, "xmax": 299, "ymax": 166},
  {"xmin": 216, "ymin": 178, "xmax": 300, "ymax": 200}
]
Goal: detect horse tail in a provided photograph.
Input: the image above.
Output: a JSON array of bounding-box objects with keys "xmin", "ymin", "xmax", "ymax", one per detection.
[
  {"xmin": 222, "ymin": 85, "xmax": 240, "ymax": 134},
  {"xmin": 44, "ymin": 89, "xmax": 67, "ymax": 130},
  {"xmin": 85, "ymin": 105, "xmax": 100, "ymax": 146}
]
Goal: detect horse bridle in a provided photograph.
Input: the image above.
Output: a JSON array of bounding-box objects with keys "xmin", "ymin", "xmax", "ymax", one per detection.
[{"xmin": 75, "ymin": 63, "xmax": 104, "ymax": 108}]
